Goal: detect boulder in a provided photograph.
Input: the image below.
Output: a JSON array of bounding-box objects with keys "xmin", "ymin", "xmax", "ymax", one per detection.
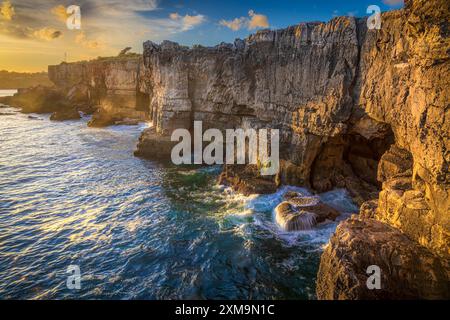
[
  {"xmin": 275, "ymin": 194, "xmax": 340, "ymax": 231},
  {"xmin": 316, "ymin": 217, "xmax": 450, "ymax": 300}
]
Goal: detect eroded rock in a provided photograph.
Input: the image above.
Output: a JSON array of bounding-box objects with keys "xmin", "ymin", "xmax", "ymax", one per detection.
[
  {"xmin": 134, "ymin": 127, "xmax": 178, "ymax": 160},
  {"xmin": 50, "ymin": 107, "xmax": 81, "ymax": 121},
  {"xmin": 275, "ymin": 194, "xmax": 340, "ymax": 231},
  {"xmin": 316, "ymin": 217, "xmax": 450, "ymax": 300},
  {"xmin": 218, "ymin": 165, "xmax": 279, "ymax": 196}
]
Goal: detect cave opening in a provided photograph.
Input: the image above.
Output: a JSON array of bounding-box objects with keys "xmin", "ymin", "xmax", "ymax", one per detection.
[{"xmin": 310, "ymin": 126, "xmax": 395, "ymax": 205}]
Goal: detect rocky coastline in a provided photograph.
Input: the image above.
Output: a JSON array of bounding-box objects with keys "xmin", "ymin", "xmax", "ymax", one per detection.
[{"xmin": 1, "ymin": 0, "xmax": 448, "ymax": 299}]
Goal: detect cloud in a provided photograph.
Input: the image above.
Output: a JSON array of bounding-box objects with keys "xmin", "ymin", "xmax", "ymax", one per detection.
[
  {"xmin": 0, "ymin": 23, "xmax": 61, "ymax": 41},
  {"xmin": 382, "ymin": 0, "xmax": 404, "ymax": 6},
  {"xmin": 220, "ymin": 10, "xmax": 269, "ymax": 31},
  {"xmin": 169, "ymin": 12, "xmax": 206, "ymax": 31},
  {"xmin": 219, "ymin": 17, "xmax": 247, "ymax": 31},
  {"xmin": 75, "ymin": 31, "xmax": 105, "ymax": 49},
  {"xmin": 51, "ymin": 5, "xmax": 68, "ymax": 22},
  {"xmin": 248, "ymin": 10, "xmax": 269, "ymax": 30},
  {"xmin": 33, "ymin": 27, "xmax": 62, "ymax": 41},
  {"xmin": 0, "ymin": 23, "xmax": 32, "ymax": 39},
  {"xmin": 0, "ymin": 0, "xmax": 15, "ymax": 20}
]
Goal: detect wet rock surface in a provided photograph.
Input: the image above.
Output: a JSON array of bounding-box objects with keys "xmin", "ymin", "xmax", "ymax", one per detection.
[
  {"xmin": 50, "ymin": 108, "xmax": 81, "ymax": 121},
  {"xmin": 275, "ymin": 193, "xmax": 341, "ymax": 231},
  {"xmin": 134, "ymin": 128, "xmax": 178, "ymax": 160},
  {"xmin": 218, "ymin": 165, "xmax": 279, "ymax": 196}
]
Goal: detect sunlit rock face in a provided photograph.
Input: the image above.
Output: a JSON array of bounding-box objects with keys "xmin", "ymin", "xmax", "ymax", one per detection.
[
  {"xmin": 138, "ymin": 16, "xmax": 396, "ymax": 205},
  {"xmin": 316, "ymin": 217, "xmax": 449, "ymax": 300},
  {"xmin": 48, "ymin": 56, "xmax": 148, "ymax": 126},
  {"xmin": 317, "ymin": 0, "xmax": 450, "ymax": 299},
  {"xmin": 354, "ymin": 0, "xmax": 450, "ymax": 258}
]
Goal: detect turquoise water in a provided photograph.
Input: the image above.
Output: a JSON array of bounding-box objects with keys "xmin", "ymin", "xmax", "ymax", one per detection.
[{"xmin": 0, "ymin": 106, "xmax": 358, "ymax": 300}]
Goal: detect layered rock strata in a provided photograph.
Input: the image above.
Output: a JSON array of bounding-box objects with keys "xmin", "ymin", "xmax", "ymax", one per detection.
[
  {"xmin": 48, "ymin": 55, "xmax": 149, "ymax": 126},
  {"xmin": 317, "ymin": 0, "xmax": 449, "ymax": 298}
]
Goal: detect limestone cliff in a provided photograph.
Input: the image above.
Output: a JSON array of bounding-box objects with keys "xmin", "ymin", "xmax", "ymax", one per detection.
[
  {"xmin": 316, "ymin": 0, "xmax": 449, "ymax": 299},
  {"xmin": 134, "ymin": 0, "xmax": 449, "ymax": 299},
  {"xmin": 48, "ymin": 55, "xmax": 148, "ymax": 126}
]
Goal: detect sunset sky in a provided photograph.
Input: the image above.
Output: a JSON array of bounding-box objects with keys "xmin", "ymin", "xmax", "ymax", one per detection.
[{"xmin": 0, "ymin": 0, "xmax": 403, "ymax": 72}]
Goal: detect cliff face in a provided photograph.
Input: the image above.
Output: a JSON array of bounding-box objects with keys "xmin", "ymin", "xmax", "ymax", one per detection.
[
  {"xmin": 48, "ymin": 56, "xmax": 148, "ymax": 125},
  {"xmin": 139, "ymin": 18, "xmax": 390, "ymax": 202},
  {"xmin": 316, "ymin": 0, "xmax": 449, "ymax": 299},
  {"xmin": 135, "ymin": 0, "xmax": 449, "ymax": 299}
]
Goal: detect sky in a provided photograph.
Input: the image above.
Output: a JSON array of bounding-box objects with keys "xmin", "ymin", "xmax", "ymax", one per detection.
[{"xmin": 0, "ymin": 0, "xmax": 404, "ymax": 72}]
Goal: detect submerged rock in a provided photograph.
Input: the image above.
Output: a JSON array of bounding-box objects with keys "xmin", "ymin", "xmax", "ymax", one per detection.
[
  {"xmin": 27, "ymin": 115, "xmax": 42, "ymax": 120},
  {"xmin": 43, "ymin": 0, "xmax": 449, "ymax": 299},
  {"xmin": 275, "ymin": 194, "xmax": 340, "ymax": 231},
  {"xmin": 114, "ymin": 118, "xmax": 140, "ymax": 126}
]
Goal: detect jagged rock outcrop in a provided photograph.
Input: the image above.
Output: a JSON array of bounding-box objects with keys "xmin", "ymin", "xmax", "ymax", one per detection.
[
  {"xmin": 138, "ymin": 20, "xmax": 367, "ymax": 190},
  {"xmin": 316, "ymin": 0, "xmax": 450, "ymax": 299},
  {"xmin": 48, "ymin": 56, "xmax": 149, "ymax": 126},
  {"xmin": 1, "ymin": 55, "xmax": 150, "ymax": 125},
  {"xmin": 133, "ymin": 0, "xmax": 448, "ymax": 299}
]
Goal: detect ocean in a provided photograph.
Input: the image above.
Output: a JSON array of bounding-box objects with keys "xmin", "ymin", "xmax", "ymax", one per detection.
[{"xmin": 0, "ymin": 105, "xmax": 358, "ymax": 299}]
